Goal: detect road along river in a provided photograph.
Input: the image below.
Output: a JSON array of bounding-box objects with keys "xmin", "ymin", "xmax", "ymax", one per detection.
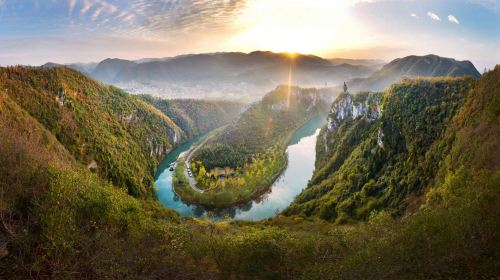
[{"xmin": 154, "ymin": 116, "xmax": 325, "ymax": 221}]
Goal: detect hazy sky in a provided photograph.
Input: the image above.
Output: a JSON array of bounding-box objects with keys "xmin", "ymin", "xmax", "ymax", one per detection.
[{"xmin": 0, "ymin": 0, "xmax": 498, "ymax": 70}]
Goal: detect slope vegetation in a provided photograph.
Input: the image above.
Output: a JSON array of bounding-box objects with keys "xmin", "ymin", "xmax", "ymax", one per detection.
[
  {"xmin": 0, "ymin": 66, "xmax": 498, "ymax": 279},
  {"xmin": 285, "ymin": 73, "xmax": 491, "ymax": 222},
  {"xmin": 139, "ymin": 95, "xmax": 243, "ymax": 138},
  {"xmin": 0, "ymin": 67, "xmax": 240, "ymax": 197},
  {"xmin": 173, "ymin": 86, "xmax": 331, "ymax": 207},
  {"xmin": 194, "ymin": 86, "xmax": 330, "ymax": 168}
]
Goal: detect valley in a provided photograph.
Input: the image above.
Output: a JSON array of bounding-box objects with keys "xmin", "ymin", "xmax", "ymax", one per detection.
[
  {"xmin": 2, "ymin": 2, "xmax": 499, "ymax": 278},
  {"xmin": 155, "ymin": 116, "xmax": 325, "ymax": 220},
  {"xmin": 46, "ymin": 51, "xmax": 379, "ymax": 101},
  {"xmin": 170, "ymin": 85, "xmax": 331, "ymax": 208},
  {"xmin": 1, "ymin": 58, "xmax": 498, "ymax": 279}
]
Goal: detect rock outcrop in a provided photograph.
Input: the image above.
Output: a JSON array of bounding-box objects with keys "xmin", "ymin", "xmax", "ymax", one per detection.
[{"xmin": 326, "ymin": 92, "xmax": 381, "ymax": 132}]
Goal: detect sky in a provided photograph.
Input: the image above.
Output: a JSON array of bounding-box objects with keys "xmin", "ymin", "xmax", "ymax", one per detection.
[{"xmin": 0, "ymin": 0, "xmax": 498, "ymax": 70}]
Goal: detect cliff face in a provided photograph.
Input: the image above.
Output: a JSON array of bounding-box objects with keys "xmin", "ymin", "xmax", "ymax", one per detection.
[
  {"xmin": 326, "ymin": 92, "xmax": 381, "ymax": 131},
  {"xmin": 285, "ymin": 77, "xmax": 475, "ymax": 222},
  {"xmin": 322, "ymin": 92, "xmax": 382, "ymax": 155}
]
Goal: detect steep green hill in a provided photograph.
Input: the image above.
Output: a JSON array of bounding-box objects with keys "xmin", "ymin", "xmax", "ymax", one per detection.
[
  {"xmin": 139, "ymin": 95, "xmax": 243, "ymax": 138},
  {"xmin": 0, "ymin": 66, "xmax": 498, "ymax": 279},
  {"xmin": 171, "ymin": 86, "xmax": 331, "ymax": 207},
  {"xmin": 285, "ymin": 75, "xmax": 479, "ymax": 222},
  {"xmin": 193, "ymin": 86, "xmax": 330, "ymax": 169},
  {"xmin": 0, "ymin": 67, "xmax": 240, "ymax": 197},
  {"xmin": 0, "ymin": 87, "xmax": 185, "ymax": 278}
]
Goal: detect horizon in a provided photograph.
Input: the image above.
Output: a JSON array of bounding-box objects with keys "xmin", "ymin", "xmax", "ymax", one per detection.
[
  {"xmin": 1, "ymin": 50, "xmax": 491, "ymax": 74},
  {"xmin": 0, "ymin": 0, "xmax": 499, "ymax": 71}
]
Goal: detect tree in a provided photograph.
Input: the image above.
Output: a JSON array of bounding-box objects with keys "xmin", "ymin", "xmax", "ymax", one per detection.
[{"xmin": 198, "ymin": 165, "xmax": 206, "ymax": 178}]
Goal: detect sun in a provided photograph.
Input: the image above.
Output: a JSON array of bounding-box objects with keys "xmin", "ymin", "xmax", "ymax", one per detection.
[{"xmin": 227, "ymin": 0, "xmax": 360, "ymax": 55}]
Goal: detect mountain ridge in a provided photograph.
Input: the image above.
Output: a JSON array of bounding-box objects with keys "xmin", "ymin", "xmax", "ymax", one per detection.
[
  {"xmin": 0, "ymin": 65, "xmax": 498, "ymax": 279},
  {"xmin": 284, "ymin": 73, "xmax": 487, "ymax": 222},
  {"xmin": 348, "ymin": 54, "xmax": 480, "ymax": 92}
]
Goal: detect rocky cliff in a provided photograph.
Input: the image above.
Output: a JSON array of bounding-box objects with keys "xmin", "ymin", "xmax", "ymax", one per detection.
[{"xmin": 285, "ymin": 76, "xmax": 475, "ymax": 222}]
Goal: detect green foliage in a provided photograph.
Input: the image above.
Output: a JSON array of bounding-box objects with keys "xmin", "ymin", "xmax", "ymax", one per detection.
[
  {"xmin": 1, "ymin": 67, "xmax": 499, "ymax": 279},
  {"xmin": 0, "ymin": 67, "xmax": 241, "ymax": 198},
  {"xmin": 193, "ymin": 86, "xmax": 329, "ymax": 168},
  {"xmin": 286, "ymin": 75, "xmax": 482, "ymax": 222},
  {"xmin": 0, "ymin": 66, "xmax": 182, "ymax": 197},
  {"xmin": 181, "ymin": 86, "xmax": 329, "ymax": 207},
  {"xmin": 139, "ymin": 95, "xmax": 243, "ymax": 138},
  {"xmin": 192, "ymin": 143, "xmax": 248, "ymax": 170},
  {"xmin": 175, "ymin": 150, "xmax": 287, "ymax": 208}
]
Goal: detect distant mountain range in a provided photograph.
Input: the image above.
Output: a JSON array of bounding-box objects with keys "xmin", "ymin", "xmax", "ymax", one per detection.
[
  {"xmin": 91, "ymin": 52, "xmax": 377, "ymax": 93},
  {"xmin": 328, "ymin": 58, "xmax": 385, "ymax": 68},
  {"xmin": 347, "ymin": 54, "xmax": 481, "ymax": 92},
  {"xmin": 43, "ymin": 52, "xmax": 378, "ymax": 100},
  {"xmin": 91, "ymin": 58, "xmax": 137, "ymax": 82},
  {"xmin": 43, "ymin": 52, "xmax": 480, "ymax": 100}
]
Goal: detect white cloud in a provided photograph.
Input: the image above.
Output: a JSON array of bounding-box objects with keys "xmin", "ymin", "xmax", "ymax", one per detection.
[
  {"xmin": 80, "ymin": 0, "xmax": 93, "ymax": 15},
  {"xmin": 410, "ymin": 13, "xmax": 419, "ymax": 19},
  {"xmin": 123, "ymin": 14, "xmax": 135, "ymax": 24},
  {"xmin": 99, "ymin": 0, "xmax": 117, "ymax": 14},
  {"xmin": 91, "ymin": 6, "xmax": 104, "ymax": 20},
  {"xmin": 427, "ymin": 11, "xmax": 441, "ymax": 21},
  {"xmin": 68, "ymin": 0, "xmax": 77, "ymax": 15},
  {"xmin": 74, "ymin": 0, "xmax": 117, "ymax": 20},
  {"xmin": 448, "ymin": 14, "xmax": 460, "ymax": 24}
]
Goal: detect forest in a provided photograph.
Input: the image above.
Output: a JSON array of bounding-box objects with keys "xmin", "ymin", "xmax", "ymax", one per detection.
[
  {"xmin": 175, "ymin": 85, "xmax": 330, "ymax": 207},
  {"xmin": 0, "ymin": 67, "xmax": 241, "ymax": 198},
  {"xmin": 285, "ymin": 76, "xmax": 478, "ymax": 222},
  {"xmin": 174, "ymin": 150, "xmax": 287, "ymax": 208},
  {"xmin": 0, "ymin": 66, "xmax": 498, "ymax": 279}
]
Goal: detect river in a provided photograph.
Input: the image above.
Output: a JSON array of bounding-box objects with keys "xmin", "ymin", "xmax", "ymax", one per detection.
[{"xmin": 154, "ymin": 116, "xmax": 326, "ymax": 221}]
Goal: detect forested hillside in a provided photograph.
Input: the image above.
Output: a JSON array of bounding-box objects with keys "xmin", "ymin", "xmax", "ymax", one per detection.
[
  {"xmin": 0, "ymin": 67, "xmax": 240, "ymax": 197},
  {"xmin": 0, "ymin": 66, "xmax": 498, "ymax": 279},
  {"xmin": 139, "ymin": 95, "xmax": 243, "ymax": 138},
  {"xmin": 172, "ymin": 86, "xmax": 331, "ymax": 207},
  {"xmin": 193, "ymin": 86, "xmax": 330, "ymax": 169},
  {"xmin": 285, "ymin": 72, "xmax": 493, "ymax": 222}
]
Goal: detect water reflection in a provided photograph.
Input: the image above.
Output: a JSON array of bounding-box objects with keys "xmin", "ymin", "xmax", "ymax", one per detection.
[{"xmin": 155, "ymin": 116, "xmax": 325, "ymax": 221}]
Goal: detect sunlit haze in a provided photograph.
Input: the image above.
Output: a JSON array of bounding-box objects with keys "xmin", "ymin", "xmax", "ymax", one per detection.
[{"xmin": 0, "ymin": 0, "xmax": 498, "ymax": 69}]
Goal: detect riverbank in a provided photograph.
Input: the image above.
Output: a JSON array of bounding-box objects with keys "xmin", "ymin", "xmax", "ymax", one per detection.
[
  {"xmin": 172, "ymin": 115, "xmax": 325, "ymax": 209},
  {"xmin": 173, "ymin": 153, "xmax": 287, "ymax": 208}
]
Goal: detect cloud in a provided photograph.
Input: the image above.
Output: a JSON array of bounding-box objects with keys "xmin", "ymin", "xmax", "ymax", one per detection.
[
  {"xmin": 427, "ymin": 11, "xmax": 441, "ymax": 21},
  {"xmin": 68, "ymin": 0, "xmax": 77, "ymax": 15},
  {"xmin": 99, "ymin": 0, "xmax": 117, "ymax": 14},
  {"xmin": 80, "ymin": 0, "xmax": 93, "ymax": 15},
  {"xmin": 91, "ymin": 6, "xmax": 104, "ymax": 20},
  {"xmin": 127, "ymin": 0, "xmax": 247, "ymax": 37},
  {"xmin": 448, "ymin": 14, "xmax": 460, "ymax": 24},
  {"xmin": 410, "ymin": 13, "xmax": 419, "ymax": 19},
  {"xmin": 72, "ymin": 0, "xmax": 117, "ymax": 20},
  {"xmin": 468, "ymin": 0, "xmax": 500, "ymax": 12}
]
